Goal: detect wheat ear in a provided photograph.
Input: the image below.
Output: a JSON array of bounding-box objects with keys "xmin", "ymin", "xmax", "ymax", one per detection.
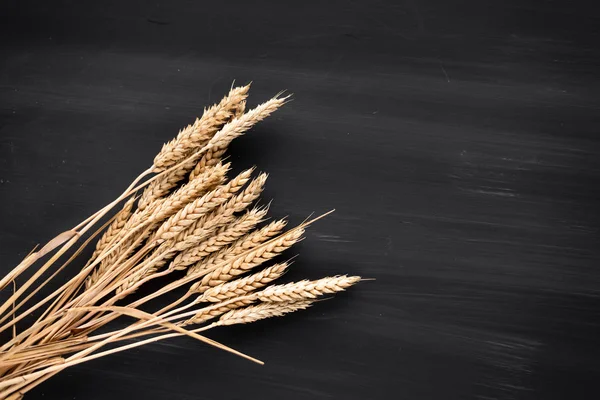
[
  {"xmin": 188, "ymin": 95, "xmax": 288, "ymax": 181},
  {"xmin": 216, "ymin": 301, "xmax": 314, "ymax": 326},
  {"xmin": 255, "ymin": 275, "xmax": 361, "ymax": 302},
  {"xmin": 198, "ymin": 263, "xmax": 289, "ymax": 303},
  {"xmin": 152, "ymin": 85, "xmax": 250, "ymax": 171}
]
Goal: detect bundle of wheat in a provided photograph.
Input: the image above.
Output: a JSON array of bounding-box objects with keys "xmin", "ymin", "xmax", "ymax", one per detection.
[{"xmin": 0, "ymin": 84, "xmax": 361, "ymax": 399}]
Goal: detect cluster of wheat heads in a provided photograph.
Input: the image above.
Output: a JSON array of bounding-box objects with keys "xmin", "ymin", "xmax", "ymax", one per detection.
[{"xmin": 0, "ymin": 84, "xmax": 361, "ymax": 399}]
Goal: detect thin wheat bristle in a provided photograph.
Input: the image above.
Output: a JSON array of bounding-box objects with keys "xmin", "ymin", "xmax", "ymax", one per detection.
[
  {"xmin": 186, "ymin": 218, "xmax": 288, "ymax": 277},
  {"xmin": 153, "ymin": 85, "xmax": 250, "ymax": 171},
  {"xmin": 195, "ymin": 263, "xmax": 289, "ymax": 300},
  {"xmin": 170, "ymin": 207, "xmax": 267, "ymax": 270},
  {"xmin": 255, "ymin": 275, "xmax": 361, "ymax": 302},
  {"xmin": 188, "ymin": 227, "xmax": 304, "ymax": 293},
  {"xmin": 216, "ymin": 300, "xmax": 313, "ymax": 326}
]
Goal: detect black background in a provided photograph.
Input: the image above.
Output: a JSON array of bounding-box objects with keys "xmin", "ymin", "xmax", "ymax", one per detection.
[{"xmin": 1, "ymin": 1, "xmax": 600, "ymax": 399}]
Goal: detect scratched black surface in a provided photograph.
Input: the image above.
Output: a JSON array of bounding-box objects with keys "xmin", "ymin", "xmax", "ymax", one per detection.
[{"xmin": 1, "ymin": 1, "xmax": 600, "ymax": 399}]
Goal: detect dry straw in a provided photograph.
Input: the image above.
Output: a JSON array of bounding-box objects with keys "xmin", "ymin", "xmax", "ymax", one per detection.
[{"xmin": 0, "ymin": 84, "xmax": 361, "ymax": 399}]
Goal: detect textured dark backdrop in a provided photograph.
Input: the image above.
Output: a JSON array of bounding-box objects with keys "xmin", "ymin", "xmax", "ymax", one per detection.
[{"xmin": 1, "ymin": 1, "xmax": 600, "ymax": 399}]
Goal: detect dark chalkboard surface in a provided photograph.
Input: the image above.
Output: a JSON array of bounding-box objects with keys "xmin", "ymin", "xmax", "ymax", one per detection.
[{"xmin": 1, "ymin": 1, "xmax": 599, "ymax": 399}]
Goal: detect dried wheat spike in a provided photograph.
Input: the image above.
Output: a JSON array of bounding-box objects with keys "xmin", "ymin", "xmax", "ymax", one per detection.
[
  {"xmin": 188, "ymin": 95, "xmax": 287, "ymax": 179},
  {"xmin": 151, "ymin": 169, "xmax": 253, "ymax": 244},
  {"xmin": 197, "ymin": 263, "xmax": 289, "ymax": 302},
  {"xmin": 169, "ymin": 207, "xmax": 267, "ymax": 270},
  {"xmin": 186, "ymin": 218, "xmax": 287, "ymax": 277},
  {"xmin": 256, "ymin": 275, "xmax": 361, "ymax": 302},
  {"xmin": 216, "ymin": 301, "xmax": 314, "ymax": 326},
  {"xmin": 153, "ymin": 85, "xmax": 250, "ymax": 171},
  {"xmin": 206, "ymin": 96, "xmax": 287, "ymax": 154},
  {"xmin": 184, "ymin": 298, "xmax": 253, "ymax": 326},
  {"xmin": 189, "ymin": 95, "xmax": 287, "ymax": 180},
  {"xmin": 188, "ymin": 227, "xmax": 304, "ymax": 293},
  {"xmin": 89, "ymin": 197, "xmax": 135, "ymax": 263}
]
